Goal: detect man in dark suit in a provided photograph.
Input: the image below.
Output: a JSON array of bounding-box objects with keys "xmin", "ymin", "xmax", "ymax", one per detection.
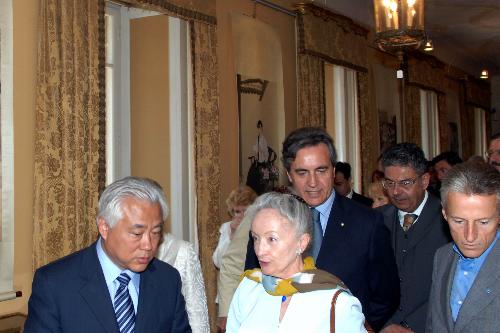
[
  {"xmin": 24, "ymin": 177, "xmax": 191, "ymax": 333},
  {"xmin": 378, "ymin": 143, "xmax": 451, "ymax": 333},
  {"xmin": 245, "ymin": 127, "xmax": 400, "ymax": 331},
  {"xmin": 487, "ymin": 132, "xmax": 500, "ymax": 172},
  {"xmin": 334, "ymin": 161, "xmax": 374, "ymax": 207},
  {"xmin": 426, "ymin": 161, "xmax": 500, "ymax": 332}
]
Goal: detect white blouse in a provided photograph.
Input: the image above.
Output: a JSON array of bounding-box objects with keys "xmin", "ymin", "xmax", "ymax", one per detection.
[
  {"xmin": 227, "ymin": 277, "xmax": 367, "ymax": 333},
  {"xmin": 156, "ymin": 233, "xmax": 209, "ymax": 333},
  {"xmin": 212, "ymin": 221, "xmax": 232, "ymax": 269}
]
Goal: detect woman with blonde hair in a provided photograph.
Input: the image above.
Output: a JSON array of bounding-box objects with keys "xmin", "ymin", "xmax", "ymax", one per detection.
[
  {"xmin": 213, "ymin": 185, "xmax": 257, "ymax": 269},
  {"xmin": 367, "ymin": 181, "xmax": 390, "ymax": 209}
]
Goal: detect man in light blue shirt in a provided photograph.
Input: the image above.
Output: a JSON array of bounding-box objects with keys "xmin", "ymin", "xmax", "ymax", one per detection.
[{"xmin": 426, "ymin": 161, "xmax": 500, "ymax": 332}]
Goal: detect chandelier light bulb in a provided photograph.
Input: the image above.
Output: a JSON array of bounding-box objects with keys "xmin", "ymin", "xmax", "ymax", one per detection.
[{"xmin": 424, "ymin": 40, "xmax": 433, "ymax": 51}]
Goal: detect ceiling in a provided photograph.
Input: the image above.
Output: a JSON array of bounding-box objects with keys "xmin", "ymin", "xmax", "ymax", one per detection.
[{"xmin": 320, "ymin": 0, "xmax": 500, "ymax": 78}]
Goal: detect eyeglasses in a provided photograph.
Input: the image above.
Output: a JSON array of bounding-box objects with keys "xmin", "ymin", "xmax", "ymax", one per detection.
[
  {"xmin": 382, "ymin": 177, "xmax": 420, "ymax": 190},
  {"xmin": 486, "ymin": 149, "xmax": 500, "ymax": 159}
]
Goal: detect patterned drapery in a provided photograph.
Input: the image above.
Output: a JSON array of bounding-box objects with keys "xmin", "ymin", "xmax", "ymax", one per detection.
[
  {"xmin": 460, "ymin": 105, "xmax": 476, "ymax": 159},
  {"xmin": 296, "ymin": 3, "xmax": 369, "ymax": 129},
  {"xmin": 296, "ymin": 3, "xmax": 374, "ymax": 185},
  {"xmin": 357, "ymin": 72, "xmax": 379, "ymax": 194},
  {"xmin": 34, "ymin": 1, "xmax": 221, "ymax": 329},
  {"xmin": 297, "ymin": 54, "xmax": 325, "ymax": 127},
  {"xmin": 437, "ymin": 93, "xmax": 448, "ymax": 151},
  {"xmin": 33, "ymin": 0, "xmax": 105, "ymax": 269},
  {"xmin": 296, "ymin": 3, "xmax": 368, "ymax": 70},
  {"xmin": 404, "ymin": 85, "xmax": 422, "ymax": 145},
  {"xmin": 190, "ymin": 20, "xmax": 220, "ymax": 328}
]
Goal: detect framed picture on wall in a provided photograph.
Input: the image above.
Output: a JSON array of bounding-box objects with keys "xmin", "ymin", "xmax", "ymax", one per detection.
[
  {"xmin": 237, "ymin": 74, "xmax": 281, "ymax": 195},
  {"xmin": 380, "ymin": 114, "xmax": 397, "ymax": 152},
  {"xmin": 232, "ymin": 13, "xmax": 287, "ymax": 194}
]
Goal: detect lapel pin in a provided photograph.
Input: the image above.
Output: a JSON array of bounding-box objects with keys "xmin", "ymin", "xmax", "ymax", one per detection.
[
  {"xmin": 486, "ymin": 288, "xmax": 491, "ymax": 294},
  {"xmin": 340, "ymin": 222, "xmax": 345, "ymax": 227}
]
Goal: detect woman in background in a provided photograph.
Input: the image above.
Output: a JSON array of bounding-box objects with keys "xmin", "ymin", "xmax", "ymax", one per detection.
[
  {"xmin": 213, "ymin": 185, "xmax": 257, "ymax": 269},
  {"xmin": 157, "ymin": 234, "xmax": 209, "ymax": 333},
  {"xmin": 367, "ymin": 181, "xmax": 390, "ymax": 209}
]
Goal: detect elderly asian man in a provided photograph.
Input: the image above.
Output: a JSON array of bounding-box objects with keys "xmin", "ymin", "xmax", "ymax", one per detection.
[{"xmin": 24, "ymin": 177, "xmax": 191, "ymax": 333}]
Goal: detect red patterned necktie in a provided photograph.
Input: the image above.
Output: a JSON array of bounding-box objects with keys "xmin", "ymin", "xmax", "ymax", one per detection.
[{"xmin": 403, "ymin": 214, "xmax": 418, "ymax": 232}]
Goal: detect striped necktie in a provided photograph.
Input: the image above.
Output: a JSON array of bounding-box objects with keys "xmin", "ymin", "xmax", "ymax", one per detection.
[
  {"xmin": 311, "ymin": 208, "xmax": 323, "ymax": 261},
  {"xmin": 114, "ymin": 272, "xmax": 135, "ymax": 333}
]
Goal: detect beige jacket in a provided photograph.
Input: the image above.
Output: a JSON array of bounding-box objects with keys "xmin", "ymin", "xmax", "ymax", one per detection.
[{"xmin": 217, "ymin": 214, "xmax": 252, "ymax": 316}]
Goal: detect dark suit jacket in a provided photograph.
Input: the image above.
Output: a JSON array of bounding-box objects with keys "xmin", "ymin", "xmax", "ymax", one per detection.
[
  {"xmin": 426, "ymin": 241, "xmax": 500, "ymax": 333},
  {"xmin": 24, "ymin": 242, "xmax": 191, "ymax": 333},
  {"xmin": 351, "ymin": 191, "xmax": 374, "ymax": 207},
  {"xmin": 378, "ymin": 194, "xmax": 451, "ymax": 333},
  {"xmin": 245, "ymin": 194, "xmax": 400, "ymax": 331}
]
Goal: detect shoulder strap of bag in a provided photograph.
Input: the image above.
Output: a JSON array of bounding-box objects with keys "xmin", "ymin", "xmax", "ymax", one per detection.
[
  {"xmin": 330, "ymin": 289, "xmax": 374, "ymax": 333},
  {"xmin": 330, "ymin": 289, "xmax": 345, "ymax": 333}
]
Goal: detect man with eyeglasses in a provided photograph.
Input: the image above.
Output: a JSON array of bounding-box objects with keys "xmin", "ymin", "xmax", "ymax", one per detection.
[
  {"xmin": 426, "ymin": 161, "xmax": 500, "ymax": 332},
  {"xmin": 486, "ymin": 133, "xmax": 500, "ymax": 172},
  {"xmin": 378, "ymin": 143, "xmax": 451, "ymax": 333}
]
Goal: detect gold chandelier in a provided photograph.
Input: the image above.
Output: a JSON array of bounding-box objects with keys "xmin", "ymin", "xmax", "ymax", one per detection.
[{"xmin": 373, "ymin": 0, "xmax": 426, "ymax": 56}]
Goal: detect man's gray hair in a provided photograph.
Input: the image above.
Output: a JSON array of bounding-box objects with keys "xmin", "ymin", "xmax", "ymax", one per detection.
[
  {"xmin": 97, "ymin": 176, "xmax": 169, "ymax": 228},
  {"xmin": 441, "ymin": 161, "xmax": 500, "ymax": 212},
  {"xmin": 245, "ymin": 192, "xmax": 312, "ymax": 248}
]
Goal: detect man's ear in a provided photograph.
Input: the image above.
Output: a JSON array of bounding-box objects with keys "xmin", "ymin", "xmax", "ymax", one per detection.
[
  {"xmin": 287, "ymin": 170, "xmax": 293, "ymax": 183},
  {"xmin": 442, "ymin": 208, "xmax": 448, "ymax": 221},
  {"xmin": 97, "ymin": 217, "xmax": 110, "ymax": 240},
  {"xmin": 421, "ymin": 172, "xmax": 430, "ymax": 189}
]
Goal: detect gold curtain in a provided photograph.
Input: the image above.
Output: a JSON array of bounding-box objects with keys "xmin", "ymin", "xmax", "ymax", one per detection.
[
  {"xmin": 33, "ymin": 0, "xmax": 105, "ymax": 269},
  {"xmin": 404, "ymin": 85, "xmax": 422, "ymax": 144},
  {"xmin": 190, "ymin": 20, "xmax": 220, "ymax": 330},
  {"xmin": 437, "ymin": 93, "xmax": 448, "ymax": 151},
  {"xmin": 121, "ymin": 0, "xmax": 216, "ymax": 24},
  {"xmin": 357, "ymin": 71, "xmax": 378, "ymax": 194},
  {"xmin": 297, "ymin": 54, "xmax": 325, "ymax": 127},
  {"xmin": 460, "ymin": 105, "xmax": 476, "ymax": 159}
]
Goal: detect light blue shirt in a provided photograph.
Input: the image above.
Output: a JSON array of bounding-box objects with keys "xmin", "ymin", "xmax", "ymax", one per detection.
[
  {"xmin": 450, "ymin": 230, "xmax": 499, "ymax": 321},
  {"xmin": 96, "ymin": 238, "xmax": 140, "ymax": 313},
  {"xmin": 313, "ymin": 191, "xmax": 336, "ymax": 235}
]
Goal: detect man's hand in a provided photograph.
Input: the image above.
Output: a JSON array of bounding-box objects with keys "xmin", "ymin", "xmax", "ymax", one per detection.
[
  {"xmin": 217, "ymin": 316, "xmax": 227, "ymax": 333},
  {"xmin": 380, "ymin": 324, "xmax": 414, "ymax": 333}
]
